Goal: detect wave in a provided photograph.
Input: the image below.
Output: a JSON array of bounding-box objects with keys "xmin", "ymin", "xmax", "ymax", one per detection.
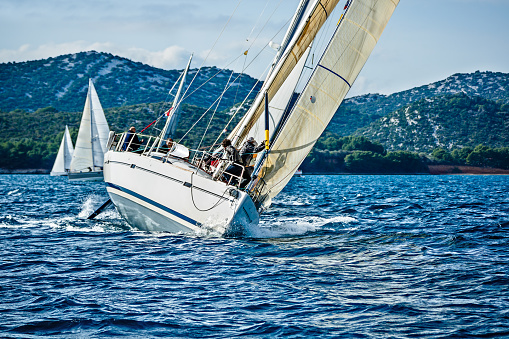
[{"xmin": 244, "ymin": 215, "xmax": 357, "ymax": 239}]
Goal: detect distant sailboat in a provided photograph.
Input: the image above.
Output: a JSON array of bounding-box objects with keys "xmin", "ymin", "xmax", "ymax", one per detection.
[
  {"xmin": 50, "ymin": 125, "xmax": 74, "ymax": 176},
  {"xmin": 68, "ymin": 79, "xmax": 110, "ymax": 181}
]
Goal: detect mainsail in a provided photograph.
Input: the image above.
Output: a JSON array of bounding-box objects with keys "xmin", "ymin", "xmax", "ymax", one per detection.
[
  {"xmin": 50, "ymin": 125, "xmax": 74, "ymax": 176},
  {"xmin": 70, "ymin": 79, "xmax": 110, "ymax": 172},
  {"xmin": 256, "ymin": 0, "xmax": 400, "ymax": 209}
]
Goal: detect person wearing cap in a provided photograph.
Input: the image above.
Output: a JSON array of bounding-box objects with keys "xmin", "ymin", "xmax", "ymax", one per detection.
[
  {"xmin": 239, "ymin": 137, "xmax": 265, "ymax": 188},
  {"xmin": 240, "ymin": 137, "xmax": 265, "ymax": 167}
]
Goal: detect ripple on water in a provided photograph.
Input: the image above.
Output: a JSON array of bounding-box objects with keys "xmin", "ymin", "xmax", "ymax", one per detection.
[{"xmin": 0, "ymin": 174, "xmax": 508, "ymax": 337}]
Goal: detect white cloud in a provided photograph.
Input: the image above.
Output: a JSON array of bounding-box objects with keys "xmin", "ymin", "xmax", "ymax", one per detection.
[{"xmin": 0, "ymin": 42, "xmax": 194, "ymax": 70}]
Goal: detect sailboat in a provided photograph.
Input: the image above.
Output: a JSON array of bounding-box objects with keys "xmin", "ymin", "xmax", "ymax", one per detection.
[
  {"xmin": 69, "ymin": 79, "xmax": 111, "ymax": 181},
  {"xmin": 102, "ymin": 0, "xmax": 400, "ymax": 233},
  {"xmin": 50, "ymin": 125, "xmax": 74, "ymax": 176}
]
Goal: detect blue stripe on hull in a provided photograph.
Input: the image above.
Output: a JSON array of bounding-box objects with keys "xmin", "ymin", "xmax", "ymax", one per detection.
[{"xmin": 106, "ymin": 182, "xmax": 200, "ymax": 227}]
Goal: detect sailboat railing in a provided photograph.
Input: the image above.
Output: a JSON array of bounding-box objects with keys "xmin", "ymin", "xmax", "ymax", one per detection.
[{"xmin": 108, "ymin": 132, "xmax": 253, "ymax": 190}]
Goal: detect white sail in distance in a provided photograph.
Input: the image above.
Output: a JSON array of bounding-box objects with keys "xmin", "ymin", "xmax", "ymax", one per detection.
[
  {"xmin": 257, "ymin": 0, "xmax": 400, "ymax": 209},
  {"xmin": 50, "ymin": 125, "xmax": 74, "ymax": 176},
  {"xmin": 70, "ymin": 79, "xmax": 110, "ymax": 172}
]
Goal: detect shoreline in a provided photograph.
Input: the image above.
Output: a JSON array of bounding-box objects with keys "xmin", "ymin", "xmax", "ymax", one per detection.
[
  {"xmin": 427, "ymin": 165, "xmax": 509, "ymax": 175},
  {"xmin": 1, "ymin": 165, "xmax": 508, "ymax": 176},
  {"xmin": 0, "ymin": 169, "xmax": 50, "ymax": 174}
]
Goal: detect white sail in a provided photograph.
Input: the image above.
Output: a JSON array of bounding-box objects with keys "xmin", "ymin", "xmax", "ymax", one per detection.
[
  {"xmin": 50, "ymin": 125, "xmax": 74, "ymax": 176},
  {"xmin": 245, "ymin": 46, "xmax": 312, "ymax": 146},
  {"xmin": 257, "ymin": 0, "xmax": 400, "ymax": 209},
  {"xmin": 70, "ymin": 79, "xmax": 110, "ymax": 172}
]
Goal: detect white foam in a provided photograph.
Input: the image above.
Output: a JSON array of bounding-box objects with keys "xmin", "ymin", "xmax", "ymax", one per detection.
[
  {"xmin": 77, "ymin": 195, "xmax": 102, "ymax": 218},
  {"xmin": 195, "ymin": 216, "xmax": 230, "ymax": 238},
  {"xmin": 7, "ymin": 189, "xmax": 21, "ymax": 196},
  {"xmin": 244, "ymin": 215, "xmax": 357, "ymax": 239}
]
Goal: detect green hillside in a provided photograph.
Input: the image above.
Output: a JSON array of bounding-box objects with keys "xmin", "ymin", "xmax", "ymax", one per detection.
[
  {"xmin": 1, "ymin": 51, "xmax": 509, "ymax": 172},
  {"xmin": 357, "ymin": 93, "xmax": 509, "ymax": 152},
  {"xmin": 0, "ymin": 51, "xmax": 261, "ymax": 112},
  {"xmin": 0, "ymin": 102, "xmax": 245, "ymax": 170},
  {"xmin": 326, "ymin": 71, "xmax": 509, "ymax": 136}
]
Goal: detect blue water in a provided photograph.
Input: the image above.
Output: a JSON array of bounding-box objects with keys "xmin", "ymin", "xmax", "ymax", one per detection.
[{"xmin": 1, "ymin": 174, "xmax": 508, "ymax": 338}]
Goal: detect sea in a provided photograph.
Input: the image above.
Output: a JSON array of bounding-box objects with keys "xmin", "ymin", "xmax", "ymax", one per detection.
[{"xmin": 0, "ymin": 174, "xmax": 508, "ymax": 338}]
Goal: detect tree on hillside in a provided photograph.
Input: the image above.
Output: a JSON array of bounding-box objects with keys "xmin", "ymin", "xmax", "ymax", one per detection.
[{"xmin": 431, "ymin": 148, "xmax": 454, "ymax": 164}]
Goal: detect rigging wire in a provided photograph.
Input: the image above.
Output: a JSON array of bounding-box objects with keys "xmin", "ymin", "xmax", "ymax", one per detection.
[
  {"xmin": 181, "ymin": 0, "xmax": 290, "ymax": 106},
  {"xmin": 246, "ymin": 0, "xmax": 271, "ymax": 43},
  {"xmin": 178, "ymin": 6, "xmax": 294, "ymax": 147},
  {"xmin": 195, "ymin": 69, "xmax": 237, "ymax": 152},
  {"xmin": 264, "ymin": 0, "xmax": 369, "ymax": 192},
  {"xmin": 207, "ymin": 61, "xmax": 273, "ymax": 153},
  {"xmin": 179, "ymin": 0, "xmax": 243, "ymax": 104},
  {"xmin": 177, "ymin": 70, "xmax": 250, "ymax": 143}
]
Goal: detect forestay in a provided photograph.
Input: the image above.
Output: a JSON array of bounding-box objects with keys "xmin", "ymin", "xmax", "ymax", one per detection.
[{"xmin": 257, "ymin": 0, "xmax": 400, "ymax": 209}]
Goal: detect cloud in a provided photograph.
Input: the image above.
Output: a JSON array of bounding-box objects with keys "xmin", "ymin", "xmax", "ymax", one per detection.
[
  {"xmin": 0, "ymin": 40, "xmax": 273, "ymax": 80},
  {"xmin": 0, "ymin": 42, "xmax": 193, "ymax": 70}
]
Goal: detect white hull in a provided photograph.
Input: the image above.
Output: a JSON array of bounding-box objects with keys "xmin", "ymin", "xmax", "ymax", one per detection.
[
  {"xmin": 50, "ymin": 171, "xmax": 68, "ymax": 177},
  {"xmin": 68, "ymin": 171, "xmax": 104, "ymax": 181},
  {"xmin": 103, "ymin": 151, "xmax": 259, "ymax": 234}
]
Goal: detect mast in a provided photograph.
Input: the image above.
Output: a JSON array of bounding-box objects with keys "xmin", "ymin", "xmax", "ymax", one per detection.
[
  {"xmin": 159, "ymin": 54, "xmax": 193, "ymax": 146},
  {"xmin": 272, "ymin": 0, "xmax": 312, "ymax": 70}
]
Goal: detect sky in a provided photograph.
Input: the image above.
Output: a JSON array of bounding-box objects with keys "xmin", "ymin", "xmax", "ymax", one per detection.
[{"xmin": 1, "ymin": 0, "xmax": 508, "ymax": 97}]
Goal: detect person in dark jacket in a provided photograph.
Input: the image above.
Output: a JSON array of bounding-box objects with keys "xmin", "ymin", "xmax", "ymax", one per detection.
[
  {"xmin": 221, "ymin": 138, "xmax": 243, "ymax": 185},
  {"xmin": 239, "ymin": 137, "xmax": 265, "ymax": 188},
  {"xmin": 240, "ymin": 137, "xmax": 265, "ymax": 166},
  {"xmin": 160, "ymin": 138, "xmax": 173, "ymax": 153},
  {"xmin": 123, "ymin": 127, "xmax": 144, "ymax": 152}
]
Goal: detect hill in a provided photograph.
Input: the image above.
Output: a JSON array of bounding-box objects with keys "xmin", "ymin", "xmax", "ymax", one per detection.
[
  {"xmin": 326, "ymin": 71, "xmax": 509, "ymax": 136},
  {"xmin": 0, "ymin": 51, "xmax": 261, "ymax": 112},
  {"xmin": 2, "ymin": 52, "xmax": 507, "ymax": 142},
  {"xmin": 1, "ymin": 51, "xmax": 508, "ymax": 171},
  {"xmin": 356, "ymin": 93, "xmax": 509, "ymax": 152}
]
